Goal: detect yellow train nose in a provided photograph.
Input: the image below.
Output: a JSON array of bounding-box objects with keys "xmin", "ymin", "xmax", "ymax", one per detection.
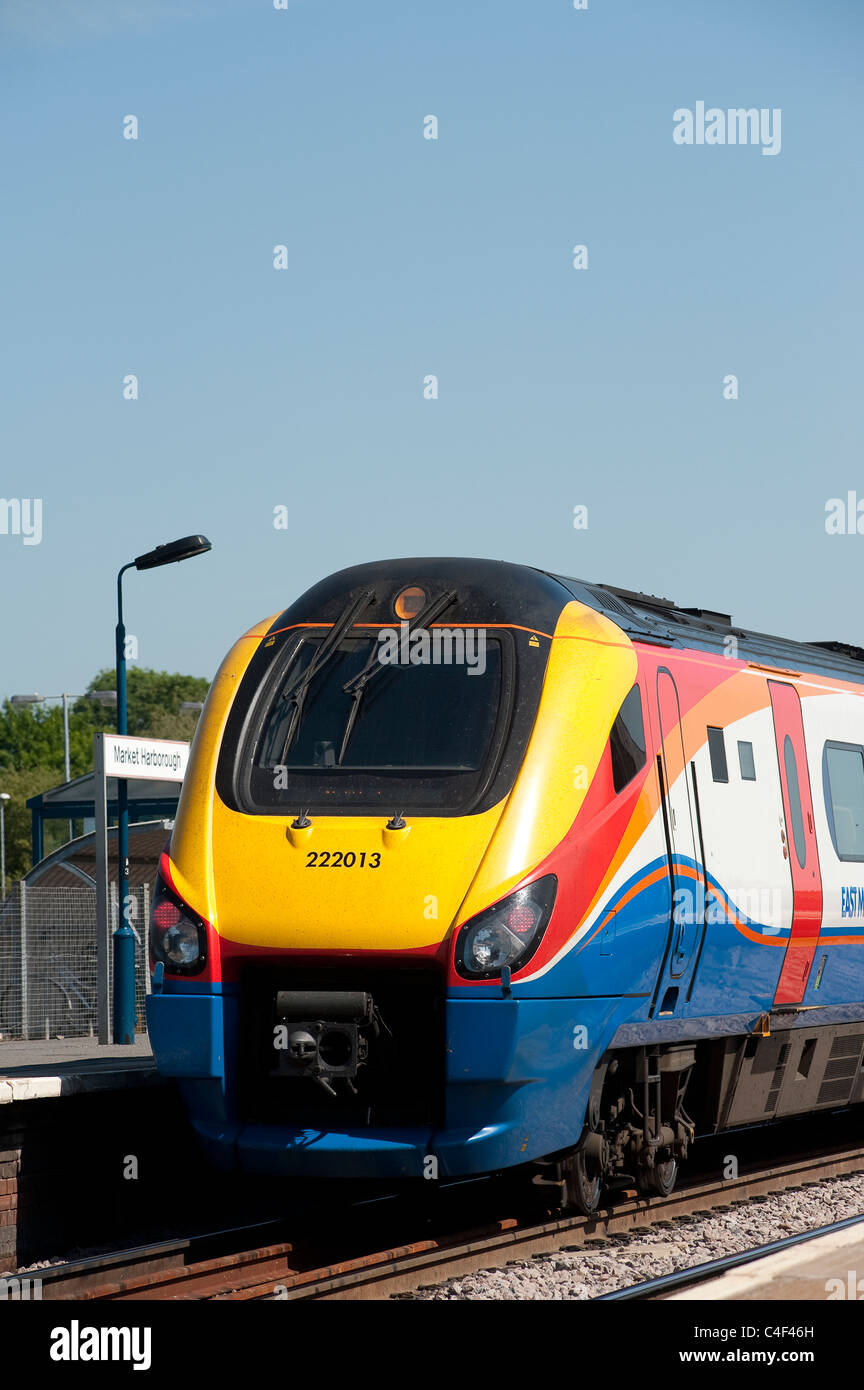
[{"xmin": 208, "ymin": 800, "xmax": 507, "ymax": 951}]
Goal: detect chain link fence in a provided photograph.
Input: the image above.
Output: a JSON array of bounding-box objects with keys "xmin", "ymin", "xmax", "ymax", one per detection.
[{"xmin": 0, "ymin": 883, "xmax": 150, "ymax": 1041}]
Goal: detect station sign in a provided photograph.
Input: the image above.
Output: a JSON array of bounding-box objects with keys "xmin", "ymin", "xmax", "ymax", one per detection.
[
  {"xmin": 102, "ymin": 734, "xmax": 189, "ymax": 782},
  {"xmin": 92, "ymin": 731, "xmax": 191, "ymax": 1044}
]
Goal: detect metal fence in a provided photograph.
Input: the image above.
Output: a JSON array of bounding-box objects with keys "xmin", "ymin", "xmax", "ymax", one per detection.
[{"xmin": 0, "ymin": 883, "xmax": 150, "ymax": 1041}]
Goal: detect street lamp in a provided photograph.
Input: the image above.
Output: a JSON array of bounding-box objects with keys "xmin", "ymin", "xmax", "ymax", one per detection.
[
  {"xmin": 11, "ymin": 691, "xmax": 118, "ymax": 841},
  {"xmin": 179, "ymin": 701, "xmax": 205, "ymax": 714},
  {"xmin": 0, "ymin": 793, "xmax": 9, "ymax": 901},
  {"xmin": 114, "ymin": 535, "xmax": 211, "ymax": 1045}
]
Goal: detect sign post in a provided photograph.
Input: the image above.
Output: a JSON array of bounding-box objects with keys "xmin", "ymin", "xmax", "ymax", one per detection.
[
  {"xmin": 94, "ymin": 735, "xmax": 110, "ymax": 1044},
  {"xmin": 93, "ymin": 733, "xmax": 189, "ymax": 1045}
]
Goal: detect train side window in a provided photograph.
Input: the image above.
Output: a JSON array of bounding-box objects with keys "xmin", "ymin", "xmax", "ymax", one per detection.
[
  {"xmin": 737, "ymin": 740, "xmax": 756, "ymax": 780},
  {"xmin": 707, "ymin": 726, "xmax": 728, "ymax": 783},
  {"xmin": 823, "ymin": 741, "xmax": 864, "ymax": 861},
  {"xmin": 610, "ymin": 685, "xmax": 647, "ymax": 794},
  {"xmin": 783, "ymin": 735, "xmax": 807, "ymax": 869}
]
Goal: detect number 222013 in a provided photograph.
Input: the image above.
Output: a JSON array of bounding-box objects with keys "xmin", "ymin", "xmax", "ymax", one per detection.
[{"xmin": 305, "ymin": 851, "xmax": 381, "ymax": 868}]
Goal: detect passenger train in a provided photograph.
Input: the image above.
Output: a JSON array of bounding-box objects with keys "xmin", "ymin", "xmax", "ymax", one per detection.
[{"xmin": 147, "ymin": 558, "xmax": 864, "ymax": 1210}]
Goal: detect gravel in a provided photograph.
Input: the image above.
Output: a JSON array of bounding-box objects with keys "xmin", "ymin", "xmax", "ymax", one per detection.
[{"xmin": 409, "ymin": 1173, "xmax": 864, "ymax": 1300}]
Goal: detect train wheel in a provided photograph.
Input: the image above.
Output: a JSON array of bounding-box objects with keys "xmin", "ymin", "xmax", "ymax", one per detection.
[
  {"xmin": 639, "ymin": 1157, "xmax": 678, "ymax": 1198},
  {"xmin": 563, "ymin": 1150, "xmax": 602, "ymax": 1216}
]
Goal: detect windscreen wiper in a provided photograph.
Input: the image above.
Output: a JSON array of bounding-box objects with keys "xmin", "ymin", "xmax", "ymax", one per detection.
[
  {"xmin": 336, "ymin": 589, "xmax": 458, "ymax": 765},
  {"xmin": 277, "ymin": 588, "xmax": 376, "ymax": 759}
]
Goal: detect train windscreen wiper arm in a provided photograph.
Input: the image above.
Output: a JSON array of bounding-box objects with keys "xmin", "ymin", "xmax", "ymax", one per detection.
[
  {"xmin": 278, "ymin": 588, "xmax": 376, "ymax": 759},
  {"xmin": 336, "ymin": 589, "xmax": 458, "ymax": 765}
]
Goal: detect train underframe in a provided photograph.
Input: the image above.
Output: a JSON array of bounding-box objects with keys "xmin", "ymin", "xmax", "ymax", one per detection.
[{"xmin": 537, "ymin": 1020, "xmax": 864, "ymax": 1214}]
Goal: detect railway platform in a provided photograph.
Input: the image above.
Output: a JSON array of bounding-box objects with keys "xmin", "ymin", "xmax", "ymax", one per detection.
[
  {"xmin": 0, "ymin": 1035, "xmax": 184, "ymax": 1269},
  {"xmin": 0, "ymin": 1035, "xmax": 155, "ymax": 1103}
]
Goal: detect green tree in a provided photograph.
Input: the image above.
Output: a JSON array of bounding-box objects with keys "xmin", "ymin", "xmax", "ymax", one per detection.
[
  {"xmin": 0, "ymin": 702, "xmax": 72, "ymax": 777},
  {"xmin": 0, "ymin": 668, "xmax": 210, "ymax": 881},
  {"xmin": 73, "ymin": 667, "xmax": 209, "ymax": 744},
  {"xmin": 0, "ymin": 765, "xmax": 66, "ymax": 885}
]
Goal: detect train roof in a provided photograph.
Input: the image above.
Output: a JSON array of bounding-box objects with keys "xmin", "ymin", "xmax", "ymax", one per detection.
[
  {"xmin": 547, "ymin": 570, "xmax": 864, "ymax": 686},
  {"xmin": 274, "ymin": 557, "xmax": 864, "ymax": 688}
]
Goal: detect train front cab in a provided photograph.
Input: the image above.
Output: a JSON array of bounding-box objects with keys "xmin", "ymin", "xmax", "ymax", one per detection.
[{"xmin": 147, "ymin": 574, "xmax": 647, "ymax": 1184}]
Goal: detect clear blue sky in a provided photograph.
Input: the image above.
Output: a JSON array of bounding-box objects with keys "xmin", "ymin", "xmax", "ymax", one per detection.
[{"xmin": 1, "ymin": 0, "xmax": 861, "ymax": 701}]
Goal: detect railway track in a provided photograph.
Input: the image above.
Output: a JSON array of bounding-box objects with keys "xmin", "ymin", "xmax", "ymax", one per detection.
[
  {"xmin": 597, "ymin": 1212, "xmax": 864, "ymax": 1301},
  {"xmin": 28, "ymin": 1139, "xmax": 864, "ymax": 1301}
]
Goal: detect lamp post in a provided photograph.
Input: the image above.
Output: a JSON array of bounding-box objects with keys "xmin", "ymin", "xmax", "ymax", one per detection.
[
  {"xmin": 114, "ymin": 535, "xmax": 211, "ymax": 1045},
  {"xmin": 0, "ymin": 793, "xmax": 9, "ymax": 901},
  {"xmin": 11, "ymin": 691, "xmax": 118, "ymax": 841}
]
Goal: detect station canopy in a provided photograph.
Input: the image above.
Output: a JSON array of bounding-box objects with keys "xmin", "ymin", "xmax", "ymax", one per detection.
[{"xmin": 26, "ymin": 771, "xmax": 182, "ymax": 863}]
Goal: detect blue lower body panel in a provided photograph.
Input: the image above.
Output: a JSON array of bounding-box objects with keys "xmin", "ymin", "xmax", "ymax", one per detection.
[
  {"xmin": 146, "ymin": 992, "xmax": 224, "ymax": 1078},
  {"xmin": 147, "ymin": 987, "xmax": 641, "ymax": 1179}
]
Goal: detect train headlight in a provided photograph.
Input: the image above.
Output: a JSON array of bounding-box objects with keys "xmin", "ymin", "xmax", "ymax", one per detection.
[
  {"xmin": 149, "ymin": 857, "xmax": 208, "ymax": 975},
  {"xmin": 454, "ymin": 876, "xmax": 557, "ymax": 980}
]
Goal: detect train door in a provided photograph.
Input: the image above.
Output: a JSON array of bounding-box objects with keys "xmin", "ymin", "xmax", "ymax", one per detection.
[
  {"xmin": 768, "ymin": 681, "xmax": 823, "ymax": 1006},
  {"xmin": 652, "ymin": 668, "xmax": 704, "ymax": 1009}
]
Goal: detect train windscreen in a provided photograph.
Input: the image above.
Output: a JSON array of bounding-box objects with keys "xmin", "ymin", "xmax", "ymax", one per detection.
[{"xmin": 240, "ymin": 631, "xmax": 507, "ymax": 812}]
